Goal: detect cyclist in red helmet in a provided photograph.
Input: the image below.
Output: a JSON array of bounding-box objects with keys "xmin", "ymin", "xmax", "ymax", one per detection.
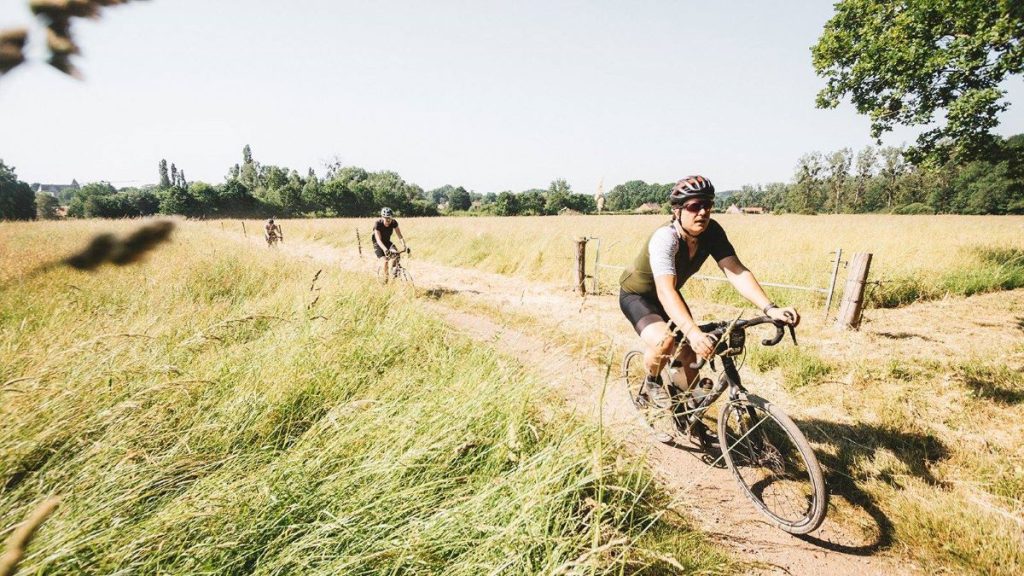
[{"xmin": 619, "ymin": 175, "xmax": 799, "ymax": 411}]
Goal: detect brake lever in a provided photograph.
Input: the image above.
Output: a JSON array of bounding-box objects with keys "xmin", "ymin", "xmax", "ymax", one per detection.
[{"xmin": 788, "ymin": 325, "xmax": 798, "ymax": 346}]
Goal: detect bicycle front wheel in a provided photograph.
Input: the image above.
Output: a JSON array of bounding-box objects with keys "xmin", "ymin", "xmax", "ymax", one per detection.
[
  {"xmin": 717, "ymin": 394, "xmax": 827, "ymax": 534},
  {"xmin": 397, "ymin": 267, "xmax": 413, "ymax": 285}
]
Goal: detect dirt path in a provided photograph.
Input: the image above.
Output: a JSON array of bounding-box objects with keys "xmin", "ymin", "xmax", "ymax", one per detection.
[{"xmin": 253, "ymin": 233, "xmax": 1024, "ymax": 575}]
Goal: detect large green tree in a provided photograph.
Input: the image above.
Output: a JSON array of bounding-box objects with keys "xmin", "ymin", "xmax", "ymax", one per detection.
[
  {"xmin": 494, "ymin": 191, "xmax": 520, "ymax": 216},
  {"xmin": 447, "ymin": 186, "xmax": 472, "ymax": 211},
  {"xmin": 36, "ymin": 191, "xmax": 60, "ymax": 219},
  {"xmin": 813, "ymin": 0, "xmax": 1024, "ymax": 162},
  {"xmin": 604, "ymin": 180, "xmax": 671, "ymax": 212},
  {"xmin": 0, "ymin": 160, "xmax": 35, "ymax": 220}
]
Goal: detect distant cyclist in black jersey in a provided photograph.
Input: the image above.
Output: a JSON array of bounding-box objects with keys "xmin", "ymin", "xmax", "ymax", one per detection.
[
  {"xmin": 373, "ymin": 207, "xmax": 407, "ymax": 281},
  {"xmin": 619, "ymin": 175, "xmax": 800, "ymax": 409},
  {"xmin": 264, "ymin": 217, "xmax": 284, "ymax": 247}
]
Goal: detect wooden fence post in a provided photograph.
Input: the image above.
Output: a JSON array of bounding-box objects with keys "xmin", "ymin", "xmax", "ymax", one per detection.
[
  {"xmin": 574, "ymin": 237, "xmax": 587, "ymax": 296},
  {"xmin": 835, "ymin": 252, "xmax": 872, "ymax": 330}
]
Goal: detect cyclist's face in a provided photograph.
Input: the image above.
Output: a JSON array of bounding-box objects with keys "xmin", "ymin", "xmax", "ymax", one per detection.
[
  {"xmin": 382, "ymin": 217, "xmax": 392, "ymax": 224},
  {"xmin": 678, "ymin": 201, "xmax": 711, "ymax": 234}
]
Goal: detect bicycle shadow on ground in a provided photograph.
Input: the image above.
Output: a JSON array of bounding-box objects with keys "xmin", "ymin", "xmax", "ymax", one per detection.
[
  {"xmin": 792, "ymin": 417, "xmax": 950, "ymax": 555},
  {"xmin": 872, "ymin": 330, "xmax": 935, "ymax": 342},
  {"xmin": 422, "ymin": 287, "xmax": 481, "ymax": 300},
  {"xmin": 662, "ymin": 434, "xmax": 725, "ymax": 467}
]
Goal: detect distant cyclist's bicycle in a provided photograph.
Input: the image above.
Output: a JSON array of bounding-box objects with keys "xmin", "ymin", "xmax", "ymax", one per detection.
[
  {"xmin": 622, "ymin": 316, "xmax": 828, "ymax": 534},
  {"xmin": 265, "ymin": 229, "xmax": 283, "ymax": 247},
  {"xmin": 377, "ymin": 247, "xmax": 413, "ymax": 284}
]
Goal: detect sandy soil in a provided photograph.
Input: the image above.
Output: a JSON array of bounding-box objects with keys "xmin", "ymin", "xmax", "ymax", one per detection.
[{"xmin": 246, "ymin": 232, "xmax": 1021, "ymax": 575}]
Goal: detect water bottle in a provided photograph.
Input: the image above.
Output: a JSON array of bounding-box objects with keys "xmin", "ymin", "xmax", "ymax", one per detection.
[{"xmin": 688, "ymin": 377, "xmax": 715, "ymax": 411}]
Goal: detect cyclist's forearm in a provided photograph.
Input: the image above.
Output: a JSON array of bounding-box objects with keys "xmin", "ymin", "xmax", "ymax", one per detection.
[
  {"xmin": 655, "ymin": 278, "xmax": 699, "ymax": 337},
  {"xmin": 726, "ymin": 269, "xmax": 773, "ymax": 311}
]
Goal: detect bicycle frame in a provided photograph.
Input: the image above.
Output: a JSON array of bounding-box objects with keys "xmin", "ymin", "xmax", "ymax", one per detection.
[
  {"xmin": 378, "ymin": 248, "xmax": 411, "ymax": 282},
  {"xmin": 387, "ymin": 252, "xmax": 405, "ymax": 275},
  {"xmin": 679, "ymin": 354, "xmax": 745, "ymax": 432},
  {"xmin": 671, "ymin": 316, "xmax": 788, "ymax": 430}
]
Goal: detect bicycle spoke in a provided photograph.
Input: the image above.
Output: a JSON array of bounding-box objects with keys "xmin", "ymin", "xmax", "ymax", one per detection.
[{"xmin": 719, "ymin": 398, "xmax": 822, "ymax": 530}]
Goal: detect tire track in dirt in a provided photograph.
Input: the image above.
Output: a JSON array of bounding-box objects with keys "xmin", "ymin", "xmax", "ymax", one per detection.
[{"xmin": 245, "ymin": 232, "xmax": 920, "ymax": 575}]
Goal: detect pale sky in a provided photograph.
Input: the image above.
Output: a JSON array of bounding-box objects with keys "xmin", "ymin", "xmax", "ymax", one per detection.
[{"xmin": 3, "ymin": 0, "xmax": 1023, "ymax": 193}]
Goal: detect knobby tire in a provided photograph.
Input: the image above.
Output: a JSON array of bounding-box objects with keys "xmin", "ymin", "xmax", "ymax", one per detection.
[{"xmin": 717, "ymin": 394, "xmax": 827, "ymax": 534}]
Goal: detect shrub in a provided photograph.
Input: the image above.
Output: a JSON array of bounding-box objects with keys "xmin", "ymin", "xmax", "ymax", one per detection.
[{"xmin": 893, "ymin": 202, "xmax": 936, "ymax": 215}]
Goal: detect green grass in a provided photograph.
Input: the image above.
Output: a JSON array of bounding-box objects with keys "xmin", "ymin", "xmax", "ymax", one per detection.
[
  {"xmin": 745, "ymin": 345, "xmax": 835, "ymax": 390},
  {"xmin": 790, "ymin": 351, "xmax": 1024, "ymax": 576},
  {"xmin": 0, "ymin": 220, "xmax": 732, "ymax": 575},
  {"xmin": 955, "ymin": 363, "xmax": 1024, "ymax": 405},
  {"xmin": 869, "ymin": 247, "xmax": 1024, "ymax": 308}
]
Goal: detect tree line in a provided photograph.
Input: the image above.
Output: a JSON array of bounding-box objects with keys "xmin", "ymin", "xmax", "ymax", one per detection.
[
  {"xmin": 4, "ymin": 135, "xmax": 1024, "ymax": 221},
  {"xmin": 728, "ymin": 134, "xmax": 1024, "ymax": 215},
  {"xmin": 0, "ymin": 145, "xmax": 601, "ymax": 221}
]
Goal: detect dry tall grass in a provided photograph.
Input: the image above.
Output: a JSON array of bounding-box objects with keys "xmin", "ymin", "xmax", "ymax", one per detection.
[
  {"xmin": 275, "ymin": 214, "xmax": 1024, "ymax": 309},
  {"xmin": 0, "ymin": 219, "xmax": 732, "ymax": 574}
]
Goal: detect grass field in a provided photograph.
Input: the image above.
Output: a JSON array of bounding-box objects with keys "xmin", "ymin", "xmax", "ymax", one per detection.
[
  {"xmin": 0, "ymin": 220, "xmax": 731, "ymax": 575},
  {"xmin": 5, "ymin": 216, "xmax": 1024, "ymax": 575},
  {"xmin": 271, "ymin": 214, "xmax": 1024, "ymax": 309}
]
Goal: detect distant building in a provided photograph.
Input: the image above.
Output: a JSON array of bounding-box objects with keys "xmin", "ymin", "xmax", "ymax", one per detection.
[
  {"xmin": 635, "ymin": 202, "xmax": 662, "ymax": 214},
  {"xmin": 724, "ymin": 204, "xmax": 766, "ymax": 214},
  {"xmin": 32, "ymin": 179, "xmax": 80, "ymax": 196}
]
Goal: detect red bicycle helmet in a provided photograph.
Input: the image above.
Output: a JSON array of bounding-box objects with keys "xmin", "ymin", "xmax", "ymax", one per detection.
[{"xmin": 669, "ymin": 175, "xmax": 715, "ymax": 205}]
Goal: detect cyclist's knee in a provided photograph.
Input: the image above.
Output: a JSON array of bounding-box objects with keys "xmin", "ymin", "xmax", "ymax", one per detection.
[{"xmin": 639, "ymin": 321, "xmax": 669, "ymax": 347}]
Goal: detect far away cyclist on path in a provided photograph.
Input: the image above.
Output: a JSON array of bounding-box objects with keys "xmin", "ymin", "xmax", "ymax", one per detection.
[
  {"xmin": 264, "ymin": 217, "xmax": 283, "ymax": 246},
  {"xmin": 618, "ymin": 175, "xmax": 800, "ymax": 409},
  {"xmin": 373, "ymin": 207, "xmax": 408, "ymax": 281}
]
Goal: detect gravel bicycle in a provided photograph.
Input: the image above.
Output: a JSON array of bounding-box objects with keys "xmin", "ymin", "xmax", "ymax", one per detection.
[
  {"xmin": 622, "ymin": 316, "xmax": 828, "ymax": 534},
  {"xmin": 377, "ymin": 247, "xmax": 413, "ymax": 284},
  {"xmin": 265, "ymin": 228, "xmax": 283, "ymax": 247}
]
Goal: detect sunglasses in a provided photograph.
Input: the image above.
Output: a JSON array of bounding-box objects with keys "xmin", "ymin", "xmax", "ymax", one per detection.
[{"xmin": 682, "ymin": 200, "xmax": 714, "ymax": 213}]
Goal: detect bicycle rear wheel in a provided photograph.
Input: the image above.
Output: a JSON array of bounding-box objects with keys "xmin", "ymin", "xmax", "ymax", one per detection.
[
  {"xmin": 717, "ymin": 394, "xmax": 827, "ymax": 534},
  {"xmin": 622, "ymin": 350, "xmax": 676, "ymax": 443}
]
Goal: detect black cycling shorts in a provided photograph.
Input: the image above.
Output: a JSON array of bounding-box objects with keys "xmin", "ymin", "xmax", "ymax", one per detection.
[
  {"xmin": 619, "ymin": 290, "xmax": 682, "ymax": 341},
  {"xmin": 374, "ymin": 243, "xmax": 394, "ymax": 258}
]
